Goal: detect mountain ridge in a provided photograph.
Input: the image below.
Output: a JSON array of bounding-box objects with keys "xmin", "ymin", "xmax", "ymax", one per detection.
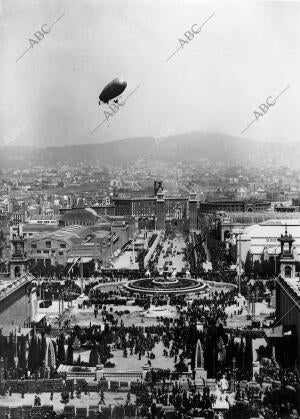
[{"xmin": 0, "ymin": 132, "xmax": 297, "ymax": 168}]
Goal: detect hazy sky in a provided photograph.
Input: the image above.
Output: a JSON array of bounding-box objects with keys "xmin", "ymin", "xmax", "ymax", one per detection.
[{"xmin": 1, "ymin": 0, "xmax": 299, "ymax": 147}]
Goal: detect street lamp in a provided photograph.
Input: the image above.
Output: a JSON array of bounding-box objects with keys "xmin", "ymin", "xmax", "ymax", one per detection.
[
  {"xmin": 232, "ymin": 357, "xmax": 237, "ymax": 392},
  {"xmin": 14, "ymin": 328, "xmax": 18, "ymax": 368},
  {"xmin": 235, "ymin": 232, "xmax": 242, "ymax": 295}
]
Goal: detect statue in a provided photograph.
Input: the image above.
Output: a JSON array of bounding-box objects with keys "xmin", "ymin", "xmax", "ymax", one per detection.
[{"xmin": 220, "ymin": 375, "xmax": 229, "ymax": 392}]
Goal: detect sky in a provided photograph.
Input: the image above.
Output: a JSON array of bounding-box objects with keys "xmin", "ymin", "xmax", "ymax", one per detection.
[{"xmin": 0, "ymin": 0, "xmax": 299, "ymax": 147}]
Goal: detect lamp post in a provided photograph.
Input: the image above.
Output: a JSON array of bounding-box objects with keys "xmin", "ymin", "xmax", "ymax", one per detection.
[
  {"xmin": 80, "ymin": 258, "xmax": 83, "ymax": 295},
  {"xmin": 236, "ymin": 233, "xmax": 242, "ymax": 295},
  {"xmin": 14, "ymin": 328, "xmax": 18, "ymax": 368},
  {"xmin": 232, "ymin": 357, "xmax": 237, "ymax": 392}
]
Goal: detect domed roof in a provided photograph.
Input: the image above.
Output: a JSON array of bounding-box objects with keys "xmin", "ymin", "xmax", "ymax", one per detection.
[{"xmin": 60, "ymin": 208, "xmax": 98, "ymax": 222}]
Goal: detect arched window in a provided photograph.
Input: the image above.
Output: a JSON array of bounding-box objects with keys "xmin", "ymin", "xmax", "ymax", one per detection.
[
  {"xmin": 14, "ymin": 266, "xmax": 21, "ymax": 277},
  {"xmin": 285, "ymin": 265, "xmax": 292, "ymax": 278}
]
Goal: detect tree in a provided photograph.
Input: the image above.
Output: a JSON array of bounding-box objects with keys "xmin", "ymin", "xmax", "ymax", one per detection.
[
  {"xmin": 244, "ymin": 251, "xmax": 253, "ymax": 277},
  {"xmin": 89, "ymin": 344, "xmax": 99, "ymax": 367},
  {"xmin": 18, "ymin": 335, "xmax": 27, "ymax": 371},
  {"xmin": 253, "ymin": 260, "xmax": 263, "ymax": 279},
  {"xmin": 226, "ymin": 402, "xmax": 253, "ymax": 419},
  {"xmin": 28, "ymin": 335, "xmax": 39, "ymax": 371},
  {"xmin": 238, "ymin": 338, "xmax": 245, "ymax": 374},
  {"xmin": 7, "ymin": 333, "xmax": 15, "ymax": 370},
  {"xmin": 30, "ymin": 260, "xmax": 46, "ymax": 278},
  {"xmin": 0, "ymin": 330, "xmax": 4, "ymax": 358},
  {"xmin": 55, "ymin": 264, "xmax": 65, "ymax": 279},
  {"xmin": 66, "ymin": 338, "xmax": 74, "ymax": 365},
  {"xmin": 72, "ymin": 336, "xmax": 81, "ymax": 351},
  {"xmin": 40, "ymin": 333, "xmax": 47, "ymax": 367},
  {"xmin": 244, "ymin": 335, "xmax": 253, "ymax": 380},
  {"xmin": 57, "ymin": 334, "xmax": 66, "ymax": 364},
  {"xmin": 226, "ymin": 335, "xmax": 235, "ymax": 367},
  {"xmin": 175, "ymin": 360, "xmax": 188, "ymax": 373}
]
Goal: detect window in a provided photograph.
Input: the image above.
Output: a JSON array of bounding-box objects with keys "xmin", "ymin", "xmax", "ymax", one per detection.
[
  {"xmin": 60, "ymin": 243, "xmax": 66, "ymax": 248},
  {"xmin": 37, "ymin": 250, "xmax": 41, "ymax": 254},
  {"xmin": 45, "ymin": 241, "xmax": 51, "ymax": 248},
  {"xmin": 285, "ymin": 265, "xmax": 292, "ymax": 278},
  {"xmin": 31, "ymin": 243, "xmax": 37, "ymax": 248},
  {"xmin": 43, "ymin": 250, "xmax": 49, "ymax": 254},
  {"xmin": 58, "ymin": 251, "xmax": 63, "ymax": 256}
]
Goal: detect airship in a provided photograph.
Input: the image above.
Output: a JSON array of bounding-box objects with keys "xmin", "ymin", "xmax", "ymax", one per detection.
[{"xmin": 99, "ymin": 78, "xmax": 127, "ymax": 105}]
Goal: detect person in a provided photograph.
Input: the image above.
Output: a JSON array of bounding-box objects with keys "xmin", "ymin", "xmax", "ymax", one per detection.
[
  {"xmin": 220, "ymin": 375, "xmax": 228, "ymax": 392},
  {"xmin": 100, "ymin": 389, "xmax": 105, "ymax": 404}
]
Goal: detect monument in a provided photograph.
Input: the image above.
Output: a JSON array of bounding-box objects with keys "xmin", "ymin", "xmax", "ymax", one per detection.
[{"xmin": 194, "ymin": 339, "xmax": 207, "ymax": 386}]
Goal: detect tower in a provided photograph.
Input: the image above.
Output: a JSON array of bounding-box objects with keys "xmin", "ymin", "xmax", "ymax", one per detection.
[
  {"xmin": 156, "ymin": 188, "xmax": 165, "ymax": 230},
  {"xmin": 188, "ymin": 191, "xmax": 197, "ymax": 231},
  {"xmin": 154, "ymin": 180, "xmax": 163, "ymax": 197},
  {"xmin": 278, "ymin": 224, "xmax": 296, "ymax": 279},
  {"xmin": 9, "ymin": 234, "xmax": 28, "ymax": 278}
]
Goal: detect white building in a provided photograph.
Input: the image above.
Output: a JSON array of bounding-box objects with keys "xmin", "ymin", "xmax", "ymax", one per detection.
[{"xmin": 239, "ymin": 219, "xmax": 300, "ymax": 263}]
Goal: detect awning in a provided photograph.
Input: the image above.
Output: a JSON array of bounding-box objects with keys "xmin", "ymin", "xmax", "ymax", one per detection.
[
  {"xmin": 34, "ymin": 313, "xmax": 46, "ymax": 323},
  {"xmin": 80, "ymin": 257, "xmax": 92, "ymax": 263},
  {"xmin": 68, "ymin": 257, "xmax": 92, "ymax": 264}
]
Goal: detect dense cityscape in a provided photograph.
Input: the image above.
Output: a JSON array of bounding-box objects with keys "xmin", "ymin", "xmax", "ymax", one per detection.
[{"xmin": 0, "ymin": 150, "xmax": 300, "ymax": 418}]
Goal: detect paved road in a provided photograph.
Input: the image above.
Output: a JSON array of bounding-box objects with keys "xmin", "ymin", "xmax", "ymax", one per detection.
[{"xmin": 157, "ymin": 234, "xmax": 186, "ymax": 272}]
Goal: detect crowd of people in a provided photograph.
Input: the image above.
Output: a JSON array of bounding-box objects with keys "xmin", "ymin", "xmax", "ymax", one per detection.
[{"xmin": 1, "ymin": 223, "xmax": 300, "ymax": 418}]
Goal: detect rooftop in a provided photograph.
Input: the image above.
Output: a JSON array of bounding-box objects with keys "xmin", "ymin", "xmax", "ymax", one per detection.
[
  {"xmin": 59, "ymin": 207, "xmax": 98, "ymax": 222},
  {"xmin": 229, "ymin": 212, "xmax": 300, "ymax": 224},
  {"xmin": 244, "ymin": 220, "xmax": 300, "ymax": 239}
]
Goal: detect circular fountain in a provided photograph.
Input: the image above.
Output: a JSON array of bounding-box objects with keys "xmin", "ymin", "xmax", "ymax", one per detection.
[{"xmin": 124, "ymin": 276, "xmax": 209, "ymax": 296}]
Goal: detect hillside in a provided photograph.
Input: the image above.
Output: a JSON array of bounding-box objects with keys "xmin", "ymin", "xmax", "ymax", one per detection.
[{"xmin": 0, "ymin": 132, "xmax": 297, "ymax": 168}]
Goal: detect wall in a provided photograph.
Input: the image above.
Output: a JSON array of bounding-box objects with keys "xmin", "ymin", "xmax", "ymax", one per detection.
[
  {"xmin": 0, "ymin": 282, "xmax": 32, "ymax": 326},
  {"xmin": 144, "ymin": 231, "xmax": 162, "ymax": 267},
  {"xmin": 239, "ymin": 234, "xmax": 252, "ymax": 263},
  {"xmin": 276, "ymin": 277, "xmax": 300, "ymax": 364}
]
